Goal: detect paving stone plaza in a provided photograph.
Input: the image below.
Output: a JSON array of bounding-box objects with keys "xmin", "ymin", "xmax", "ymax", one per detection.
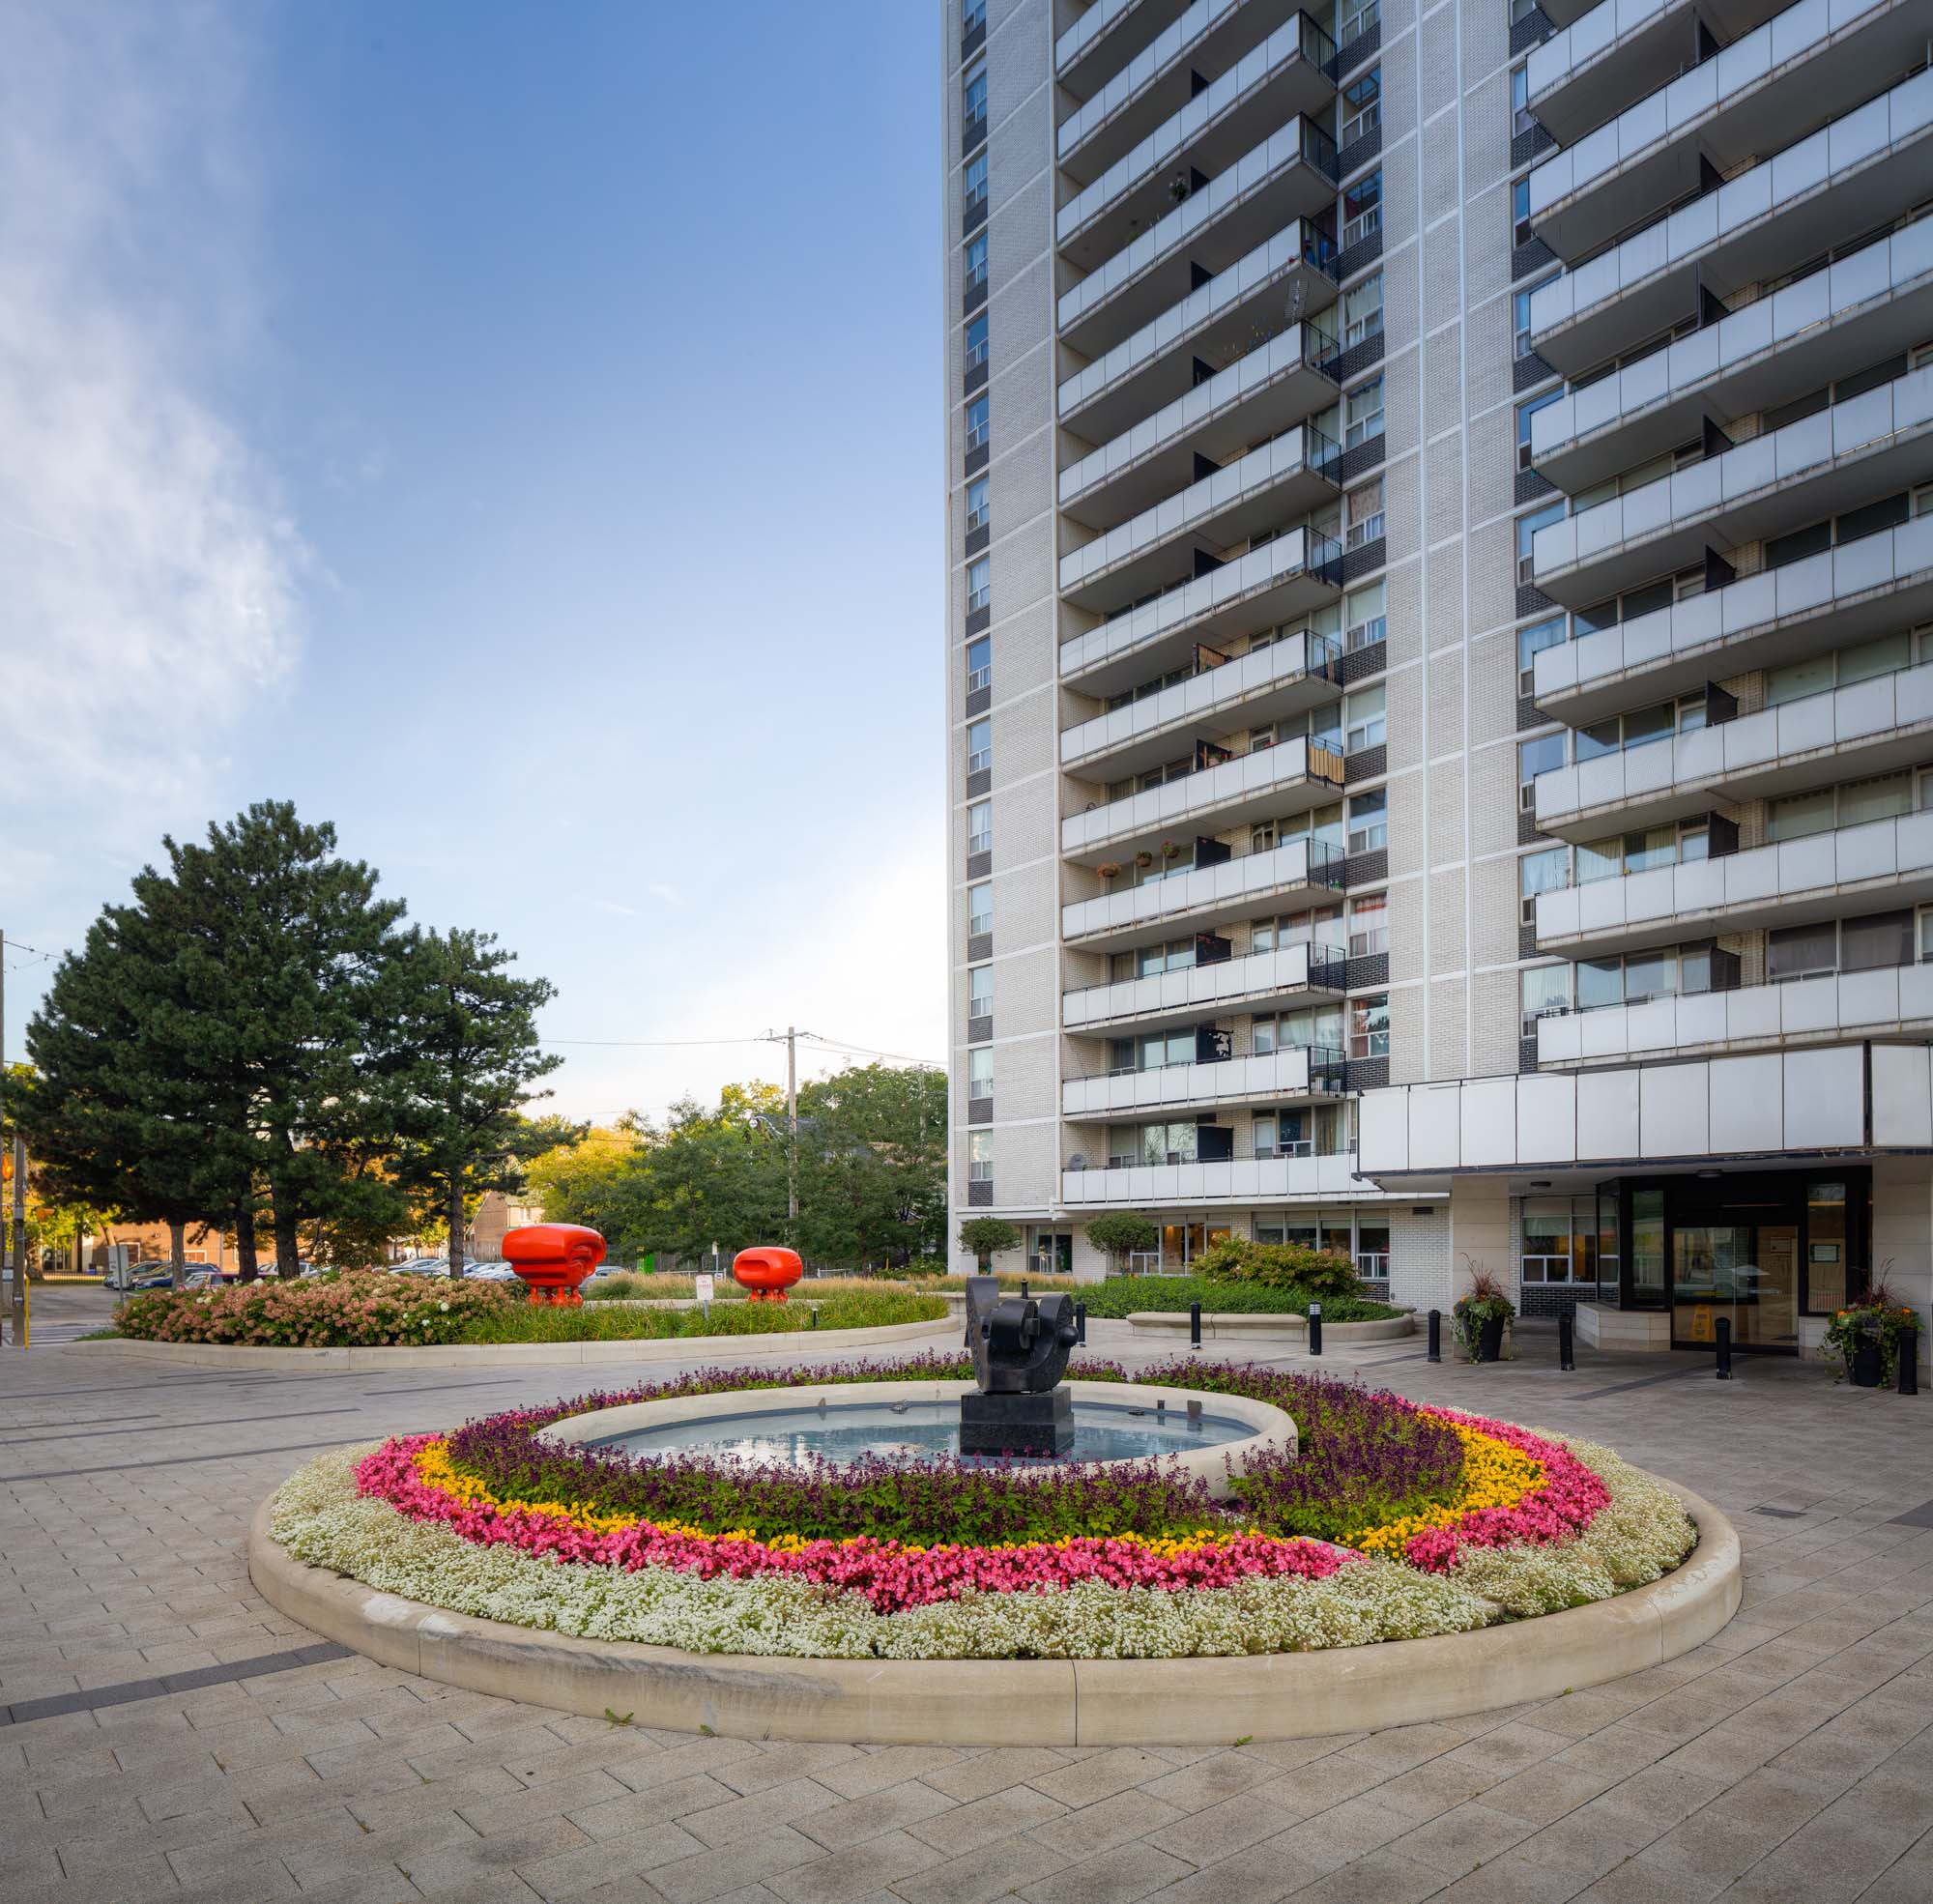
[{"xmin": 5, "ymin": 1286, "xmax": 1933, "ymax": 1904}]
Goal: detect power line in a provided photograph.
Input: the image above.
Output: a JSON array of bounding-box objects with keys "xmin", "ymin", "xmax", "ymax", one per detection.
[{"xmin": 544, "ymin": 1028, "xmax": 943, "ymax": 1069}]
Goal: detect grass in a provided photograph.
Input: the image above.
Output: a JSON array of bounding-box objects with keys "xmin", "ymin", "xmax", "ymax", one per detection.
[
  {"xmin": 458, "ymin": 1288, "xmax": 947, "ymax": 1342},
  {"xmin": 585, "ymin": 1272, "xmax": 913, "ymax": 1304}
]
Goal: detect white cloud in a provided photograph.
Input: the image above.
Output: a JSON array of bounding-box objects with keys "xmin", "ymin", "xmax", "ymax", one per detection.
[{"xmin": 0, "ymin": 1, "xmax": 303, "ymax": 824}]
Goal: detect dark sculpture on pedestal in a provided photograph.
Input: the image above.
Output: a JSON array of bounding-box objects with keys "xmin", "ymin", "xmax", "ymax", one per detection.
[{"xmin": 960, "ymin": 1277, "xmax": 1081, "ymax": 1457}]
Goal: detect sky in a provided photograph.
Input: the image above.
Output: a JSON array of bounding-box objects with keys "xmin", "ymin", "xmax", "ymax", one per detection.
[{"xmin": 0, "ymin": 0, "xmax": 947, "ymax": 1126}]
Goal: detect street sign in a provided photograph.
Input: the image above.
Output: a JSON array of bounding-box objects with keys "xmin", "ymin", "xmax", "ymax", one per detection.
[{"xmin": 693, "ymin": 1274, "xmax": 715, "ymax": 1303}]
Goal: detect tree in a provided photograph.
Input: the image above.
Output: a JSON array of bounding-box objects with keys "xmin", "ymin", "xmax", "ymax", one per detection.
[
  {"xmin": 795, "ymin": 1064, "xmax": 945, "ymax": 1268},
  {"xmin": 1085, "ymin": 1211, "xmax": 1159, "ymax": 1276},
  {"xmin": 958, "ymin": 1216, "xmax": 1021, "ymax": 1273},
  {"xmin": 379, "ymin": 928, "xmax": 562, "ymax": 1276},
  {"xmin": 525, "ymin": 1125, "xmax": 645, "ymax": 1244}
]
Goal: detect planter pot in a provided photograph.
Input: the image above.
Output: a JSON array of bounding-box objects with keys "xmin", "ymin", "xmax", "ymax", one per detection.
[
  {"xmin": 1851, "ymin": 1339, "xmax": 1882, "ymax": 1388},
  {"xmin": 1477, "ymin": 1315, "xmax": 1505, "ymax": 1364}
]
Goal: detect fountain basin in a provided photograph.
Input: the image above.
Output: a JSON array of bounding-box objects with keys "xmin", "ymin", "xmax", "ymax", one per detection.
[{"xmin": 538, "ymin": 1379, "xmax": 1296, "ymax": 1498}]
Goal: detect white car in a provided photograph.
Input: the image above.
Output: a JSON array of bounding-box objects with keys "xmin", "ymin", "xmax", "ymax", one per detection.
[{"xmin": 463, "ymin": 1261, "xmax": 519, "ymax": 1283}]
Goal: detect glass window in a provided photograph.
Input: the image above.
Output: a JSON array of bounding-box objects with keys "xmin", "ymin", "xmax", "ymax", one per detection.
[
  {"xmin": 1622, "ymin": 947, "xmax": 1676, "ymax": 1004},
  {"xmin": 1574, "ymin": 836, "xmax": 1621, "ymax": 883},
  {"xmin": 967, "ymin": 1048, "xmax": 994, "ymax": 1099},
  {"xmin": 967, "ymin": 881, "xmax": 992, "ymax": 936},
  {"xmin": 1517, "ymin": 502, "xmax": 1564, "ymax": 583},
  {"xmin": 965, "ymin": 475, "xmax": 990, "ymax": 534},
  {"xmin": 1515, "ymin": 274, "xmax": 1556, "ymax": 356},
  {"xmin": 1344, "ymin": 580, "xmax": 1385, "ymax": 650},
  {"xmin": 1517, "ymin": 615, "xmax": 1565, "ymax": 689},
  {"xmin": 967, "ymin": 1130, "xmax": 992, "ymax": 1181},
  {"xmin": 1622, "ymin": 824, "xmax": 1677, "ymax": 876},
  {"xmin": 964, "ymin": 231, "xmax": 988, "ymax": 284},
  {"xmin": 1840, "ymin": 771, "xmax": 1911, "ymax": 828},
  {"xmin": 1346, "ymin": 789, "xmax": 1387, "ymax": 852},
  {"xmin": 1342, "ymin": 274, "xmax": 1383, "ymax": 347},
  {"xmin": 1345, "ymin": 478, "xmax": 1384, "ymax": 549},
  {"xmin": 966, "ymin": 800, "xmax": 992, "ymax": 855},
  {"xmin": 1512, "ymin": 65, "xmax": 1533, "ymax": 136},
  {"xmin": 1520, "ymin": 845, "xmax": 1570, "ymax": 900},
  {"xmin": 1517, "ymin": 389, "xmax": 1562, "ymax": 470},
  {"xmin": 968, "ymin": 966, "xmax": 993, "ymax": 1017},
  {"xmin": 1840, "ymin": 908, "xmax": 1912, "ymax": 972},
  {"xmin": 966, "ymin": 394, "xmax": 989, "ymax": 450},
  {"xmin": 1769, "ymin": 920, "xmax": 1836, "ymax": 981},
  {"xmin": 1768, "ymin": 787, "xmax": 1835, "ymax": 841},
  {"xmin": 966, "ymin": 557, "xmax": 991, "ymax": 614},
  {"xmin": 1345, "ymin": 378, "xmax": 1384, "ymax": 448},
  {"xmin": 1805, "ymin": 1181, "xmax": 1848, "ymax": 1313},
  {"xmin": 1519, "ymin": 732, "xmax": 1565, "ymax": 790},
  {"xmin": 1521, "ymin": 964, "xmax": 1572, "ymax": 1032},
  {"xmin": 1839, "ymin": 631, "xmax": 1910, "ymax": 684},
  {"xmin": 1344, "ymin": 684, "xmax": 1385, "ymax": 751},
  {"xmin": 965, "ymin": 635, "xmax": 991, "ymax": 692},
  {"xmin": 964, "ymin": 151, "xmax": 987, "ymax": 210},
  {"xmin": 964, "ymin": 0, "xmax": 986, "ymax": 30},
  {"xmin": 1348, "ymin": 891, "xmax": 1387, "ymax": 955},
  {"xmin": 966, "ymin": 718, "xmax": 991, "ymax": 775},
  {"xmin": 965, "ymin": 313, "xmax": 989, "ymax": 370},
  {"xmin": 1342, "ymin": 68, "xmax": 1380, "ymax": 147},
  {"xmin": 1576, "ymin": 957, "xmax": 1623, "ymax": 1010},
  {"xmin": 1342, "ymin": 170, "xmax": 1382, "ymax": 245},
  {"xmin": 1766, "ymin": 651, "xmax": 1836, "ymax": 707},
  {"xmin": 1513, "ymin": 175, "xmax": 1532, "ymax": 244},
  {"xmin": 1349, "ymin": 995, "xmax": 1390, "ymax": 1058},
  {"xmin": 963, "ymin": 66, "xmax": 986, "ymax": 125}
]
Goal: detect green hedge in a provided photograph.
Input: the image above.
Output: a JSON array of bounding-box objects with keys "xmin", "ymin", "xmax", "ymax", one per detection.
[
  {"xmin": 1070, "ymin": 1276, "xmax": 1399, "ymax": 1322},
  {"xmin": 454, "ymin": 1289, "xmax": 946, "ymax": 1342}
]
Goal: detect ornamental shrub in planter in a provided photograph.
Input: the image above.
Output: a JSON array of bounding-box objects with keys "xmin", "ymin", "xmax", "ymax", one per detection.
[
  {"xmin": 1453, "ymin": 1269, "xmax": 1515, "ymax": 1365},
  {"xmin": 1191, "ymin": 1235, "xmax": 1361, "ymax": 1299},
  {"xmin": 1824, "ymin": 1287, "xmax": 1919, "ymax": 1388}
]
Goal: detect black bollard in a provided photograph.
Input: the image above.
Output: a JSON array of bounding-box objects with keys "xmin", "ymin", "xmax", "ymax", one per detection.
[
  {"xmin": 1558, "ymin": 1309, "xmax": 1575, "ymax": 1372},
  {"xmin": 1901, "ymin": 1325, "xmax": 1919, "ymax": 1397},
  {"xmin": 809, "ymin": 1303, "xmax": 820, "ymax": 1330},
  {"xmin": 1189, "ymin": 1300, "xmax": 1201, "ymax": 1350},
  {"xmin": 1021, "ymin": 1278, "xmax": 1029, "ymax": 1301},
  {"xmin": 1075, "ymin": 1301, "xmax": 1087, "ymax": 1346},
  {"xmin": 1427, "ymin": 1308, "xmax": 1441, "ymax": 1363},
  {"xmin": 1715, "ymin": 1314, "xmax": 1733, "ymax": 1379},
  {"xmin": 1308, "ymin": 1302, "xmax": 1323, "ymax": 1357}
]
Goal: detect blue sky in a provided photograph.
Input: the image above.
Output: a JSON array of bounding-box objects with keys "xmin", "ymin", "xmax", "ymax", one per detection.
[{"xmin": 0, "ymin": 0, "xmax": 946, "ymax": 1123}]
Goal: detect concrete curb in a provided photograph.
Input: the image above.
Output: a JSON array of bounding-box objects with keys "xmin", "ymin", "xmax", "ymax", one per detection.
[
  {"xmin": 1124, "ymin": 1309, "xmax": 1415, "ymax": 1342},
  {"xmin": 248, "ymin": 1480, "xmax": 1741, "ymax": 1747},
  {"xmin": 66, "ymin": 1316, "xmax": 953, "ymax": 1370}
]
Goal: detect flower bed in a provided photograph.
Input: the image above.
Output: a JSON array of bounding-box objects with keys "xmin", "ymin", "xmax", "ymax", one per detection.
[
  {"xmin": 113, "ymin": 1272, "xmax": 945, "ymax": 1349},
  {"xmin": 270, "ymin": 1355, "xmax": 1697, "ymax": 1659}
]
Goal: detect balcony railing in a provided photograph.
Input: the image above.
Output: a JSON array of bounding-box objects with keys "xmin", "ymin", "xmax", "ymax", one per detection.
[
  {"xmin": 1061, "ymin": 1150, "xmax": 1375, "ymax": 1204},
  {"xmin": 1063, "ymin": 835, "xmax": 1345, "ymax": 945},
  {"xmin": 1062, "ymin": 1045, "xmax": 1329, "ymax": 1116},
  {"xmin": 1063, "ymin": 939, "xmax": 1344, "ymax": 1032},
  {"xmin": 1526, "ymin": 0, "xmax": 1755, "ymax": 139}
]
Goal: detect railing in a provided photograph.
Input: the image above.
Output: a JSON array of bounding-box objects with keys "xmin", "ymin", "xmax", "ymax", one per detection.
[{"xmin": 1355, "ymin": 1251, "xmax": 1390, "ymax": 1278}]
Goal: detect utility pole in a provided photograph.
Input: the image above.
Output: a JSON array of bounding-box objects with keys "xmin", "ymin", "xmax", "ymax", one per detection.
[
  {"xmin": 762, "ymin": 1025, "xmax": 815, "ymax": 1250},
  {"xmin": 2, "ymin": 928, "xmax": 21, "ymax": 1348}
]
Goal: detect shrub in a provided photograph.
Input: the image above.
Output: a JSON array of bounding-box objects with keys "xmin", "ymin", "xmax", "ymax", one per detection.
[
  {"xmin": 957, "ymin": 1216, "xmax": 1021, "ymax": 1270},
  {"xmin": 1452, "ymin": 1268, "xmax": 1515, "ymax": 1363},
  {"xmin": 1070, "ymin": 1276, "xmax": 1398, "ymax": 1321},
  {"xmin": 461, "ymin": 1289, "xmax": 945, "ymax": 1343},
  {"xmin": 1191, "ymin": 1235, "xmax": 1361, "ymax": 1298},
  {"xmin": 1084, "ymin": 1211, "xmax": 1158, "ymax": 1273}
]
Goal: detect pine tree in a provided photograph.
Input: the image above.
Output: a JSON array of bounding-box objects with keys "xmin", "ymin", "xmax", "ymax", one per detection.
[{"xmin": 378, "ymin": 927, "xmax": 562, "ymax": 1276}]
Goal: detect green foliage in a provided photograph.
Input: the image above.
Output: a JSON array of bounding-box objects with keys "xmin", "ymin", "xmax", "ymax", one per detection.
[
  {"xmin": 1451, "ymin": 1268, "xmax": 1516, "ymax": 1362},
  {"xmin": 1190, "ymin": 1235, "xmax": 1362, "ymax": 1299},
  {"xmin": 1069, "ymin": 1276, "xmax": 1398, "ymax": 1321},
  {"xmin": 460, "ymin": 1289, "xmax": 944, "ymax": 1343},
  {"xmin": 794, "ymin": 1063, "xmax": 946, "ymax": 1267},
  {"xmin": 1823, "ymin": 1292, "xmax": 1919, "ymax": 1385},
  {"xmin": 957, "ymin": 1215, "xmax": 1021, "ymax": 1270},
  {"xmin": 1083, "ymin": 1211, "xmax": 1158, "ymax": 1269}
]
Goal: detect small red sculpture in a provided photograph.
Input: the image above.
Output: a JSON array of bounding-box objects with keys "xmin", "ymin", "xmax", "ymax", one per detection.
[
  {"xmin": 732, "ymin": 1246, "xmax": 804, "ymax": 1303},
  {"xmin": 503, "ymin": 1223, "xmax": 606, "ymax": 1306}
]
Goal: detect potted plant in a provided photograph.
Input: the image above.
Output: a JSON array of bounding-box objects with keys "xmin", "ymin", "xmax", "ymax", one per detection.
[
  {"xmin": 1161, "ymin": 840, "xmax": 1183, "ymax": 860},
  {"xmin": 1824, "ymin": 1277, "xmax": 1919, "ymax": 1387},
  {"xmin": 1135, "ymin": 850, "xmax": 1154, "ymax": 869},
  {"xmin": 1097, "ymin": 861, "xmax": 1122, "ymax": 880},
  {"xmin": 1453, "ymin": 1265, "xmax": 1515, "ymax": 1364}
]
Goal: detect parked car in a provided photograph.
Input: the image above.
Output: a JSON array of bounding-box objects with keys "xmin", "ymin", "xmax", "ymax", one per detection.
[
  {"xmin": 463, "ymin": 1261, "xmax": 519, "ymax": 1283},
  {"xmin": 183, "ymin": 1268, "xmax": 238, "ymax": 1290},
  {"xmin": 126, "ymin": 1262, "xmax": 180, "ymax": 1290}
]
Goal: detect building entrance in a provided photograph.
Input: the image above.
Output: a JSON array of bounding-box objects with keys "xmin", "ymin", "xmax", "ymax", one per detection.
[{"xmin": 1670, "ymin": 1224, "xmax": 1799, "ymax": 1352}]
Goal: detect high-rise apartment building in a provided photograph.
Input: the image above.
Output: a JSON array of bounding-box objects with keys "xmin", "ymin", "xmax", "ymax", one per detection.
[{"xmin": 942, "ymin": 0, "xmax": 1933, "ymax": 1366}]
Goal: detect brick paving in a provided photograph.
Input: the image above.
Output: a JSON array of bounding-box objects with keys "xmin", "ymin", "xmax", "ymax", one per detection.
[{"xmin": 4, "ymin": 1285, "xmax": 1933, "ymax": 1903}]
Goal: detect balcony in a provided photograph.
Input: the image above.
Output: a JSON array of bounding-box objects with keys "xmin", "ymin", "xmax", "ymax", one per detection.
[
  {"xmin": 1056, "ymin": 118, "xmax": 1340, "ymax": 360},
  {"xmin": 1059, "ymin": 424, "xmax": 1341, "ymax": 613},
  {"xmin": 1530, "ymin": 363, "xmax": 1933, "ymax": 605},
  {"xmin": 1059, "ymin": 529, "xmax": 1342, "ymax": 697},
  {"xmin": 1527, "ymin": 0, "xmax": 1926, "ymax": 263},
  {"xmin": 1536, "ymin": 657, "xmax": 1933, "ymax": 838},
  {"xmin": 1057, "ymin": 0, "xmax": 1198, "ymax": 100},
  {"xmin": 1538, "ymin": 964, "xmax": 1933, "ymax": 1069},
  {"xmin": 1527, "ymin": 66, "xmax": 1933, "ymax": 376},
  {"xmin": 1355, "ymin": 1045, "xmax": 1868, "ymax": 1178},
  {"xmin": 1061, "ymin": 630, "xmax": 1341, "ymax": 777},
  {"xmin": 1063, "ymin": 735, "xmax": 1345, "ymax": 864},
  {"xmin": 1062, "ymin": 1045, "xmax": 1336, "ymax": 1118},
  {"xmin": 1062, "ymin": 835, "xmax": 1345, "ymax": 950},
  {"xmin": 1529, "ymin": 219, "xmax": 1933, "ymax": 491},
  {"xmin": 1059, "ymin": 224, "xmax": 1338, "ymax": 448},
  {"xmin": 1061, "ymin": 1151, "xmax": 1376, "ymax": 1207},
  {"xmin": 1527, "ymin": 0, "xmax": 1787, "ymax": 145},
  {"xmin": 1056, "ymin": 17, "xmax": 1338, "ymax": 269},
  {"xmin": 1061, "ymin": 322, "xmax": 1340, "ymax": 529},
  {"xmin": 1059, "ymin": 0, "xmax": 1313, "ymax": 184},
  {"xmin": 1063, "ymin": 939, "xmax": 1342, "ymax": 1034},
  {"xmin": 1535, "ymin": 809, "xmax": 1933, "ymax": 957},
  {"xmin": 1532, "ymin": 513, "xmax": 1933, "ymax": 724}
]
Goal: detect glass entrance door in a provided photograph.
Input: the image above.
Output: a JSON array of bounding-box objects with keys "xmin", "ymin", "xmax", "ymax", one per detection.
[{"xmin": 1671, "ymin": 1224, "xmax": 1799, "ymax": 1351}]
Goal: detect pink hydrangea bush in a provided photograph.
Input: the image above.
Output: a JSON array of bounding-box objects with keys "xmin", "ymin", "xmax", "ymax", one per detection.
[{"xmin": 116, "ymin": 1271, "xmax": 515, "ymax": 1347}]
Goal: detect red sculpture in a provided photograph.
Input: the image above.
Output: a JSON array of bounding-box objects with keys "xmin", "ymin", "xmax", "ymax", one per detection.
[
  {"xmin": 503, "ymin": 1223, "xmax": 607, "ymax": 1306},
  {"xmin": 732, "ymin": 1246, "xmax": 804, "ymax": 1303}
]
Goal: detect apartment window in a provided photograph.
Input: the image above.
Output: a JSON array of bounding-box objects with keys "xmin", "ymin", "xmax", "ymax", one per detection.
[
  {"xmin": 964, "ymin": 313, "xmax": 989, "ymax": 373},
  {"xmin": 1511, "ymin": 66, "xmax": 1535, "ymax": 138},
  {"xmin": 1346, "ymin": 789, "xmax": 1386, "ymax": 853},
  {"xmin": 1255, "ymin": 1001, "xmax": 1344, "ymax": 1056},
  {"xmin": 967, "ymin": 1130, "xmax": 993, "ymax": 1182},
  {"xmin": 1770, "ymin": 771, "xmax": 1912, "ymax": 842},
  {"xmin": 1340, "ymin": 0, "xmax": 1380, "ymax": 43},
  {"xmin": 1252, "ymin": 904, "xmax": 1342, "ymax": 957},
  {"xmin": 1343, "ymin": 579, "xmax": 1385, "ymax": 651},
  {"xmin": 1516, "ymin": 502, "xmax": 1563, "ymax": 584},
  {"xmin": 1519, "ymin": 844, "xmax": 1570, "ymax": 922},
  {"xmin": 1111, "ymin": 1030, "xmax": 1196, "ymax": 1075},
  {"xmin": 1517, "ymin": 615, "xmax": 1565, "ymax": 692},
  {"xmin": 1345, "ymin": 378, "xmax": 1384, "ymax": 449},
  {"xmin": 1348, "ymin": 891, "xmax": 1387, "ymax": 956},
  {"xmin": 1345, "ymin": 478, "xmax": 1385, "ymax": 549},
  {"xmin": 967, "ymin": 881, "xmax": 992, "ymax": 936},
  {"xmin": 1341, "ymin": 274, "xmax": 1383, "ymax": 349},
  {"xmin": 1130, "ymin": 938, "xmax": 1196, "ymax": 976},
  {"xmin": 1523, "ymin": 1198, "xmax": 1595, "ymax": 1285},
  {"xmin": 1517, "ymin": 389, "xmax": 1562, "ymax": 471},
  {"xmin": 1515, "ymin": 275, "xmax": 1555, "ymax": 358},
  {"xmin": 1519, "ymin": 731, "xmax": 1564, "ymax": 806},
  {"xmin": 1342, "ymin": 69, "xmax": 1380, "ymax": 148},
  {"xmin": 964, "ymin": 0, "xmax": 986, "ymax": 30},
  {"xmin": 968, "ymin": 1048, "xmax": 994, "ymax": 1101},
  {"xmin": 968, "ymin": 965, "xmax": 993, "ymax": 1018},
  {"xmin": 965, "ymin": 635, "xmax": 992, "ymax": 693},
  {"xmin": 1767, "ymin": 631, "xmax": 1913, "ymax": 707},
  {"xmin": 966, "ymin": 800, "xmax": 992, "ymax": 856},
  {"xmin": 1770, "ymin": 909, "xmax": 1913, "ymax": 982},
  {"xmin": 1521, "ymin": 963, "xmax": 1572, "ymax": 1034},
  {"xmin": 1108, "ymin": 1120, "xmax": 1202, "ymax": 1168},
  {"xmin": 1344, "ymin": 684, "xmax": 1385, "ymax": 752},
  {"xmin": 964, "ymin": 231, "xmax": 988, "ymax": 293},
  {"xmin": 1513, "ymin": 176, "xmax": 1533, "ymax": 247},
  {"xmin": 1574, "ymin": 819, "xmax": 1707, "ymax": 886},
  {"xmin": 1342, "ymin": 171, "xmax": 1382, "ymax": 250},
  {"xmin": 1349, "ymin": 995, "xmax": 1390, "ymax": 1059},
  {"xmin": 963, "ymin": 65, "xmax": 987, "ymax": 135},
  {"xmin": 965, "ymin": 474, "xmax": 991, "ymax": 535},
  {"xmin": 966, "ymin": 717, "xmax": 991, "ymax": 775},
  {"xmin": 966, "ymin": 555, "xmax": 991, "ymax": 614},
  {"xmin": 966, "ymin": 394, "xmax": 990, "ymax": 452},
  {"xmin": 964, "ymin": 151, "xmax": 988, "ymax": 219}
]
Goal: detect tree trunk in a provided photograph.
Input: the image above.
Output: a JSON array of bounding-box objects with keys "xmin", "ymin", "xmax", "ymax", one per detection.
[
  {"xmin": 448, "ymin": 1180, "xmax": 465, "ymax": 1277},
  {"xmin": 235, "ymin": 1208, "xmax": 259, "ymax": 1284},
  {"xmin": 168, "ymin": 1221, "xmax": 187, "ymax": 1289},
  {"xmin": 274, "ymin": 1202, "xmax": 301, "ymax": 1281}
]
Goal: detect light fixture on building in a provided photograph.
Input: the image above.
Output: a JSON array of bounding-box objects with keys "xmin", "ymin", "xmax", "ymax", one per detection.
[
  {"xmin": 1528, "ymin": 1179, "xmax": 1552, "ymax": 1190},
  {"xmin": 1696, "ymin": 1168, "xmax": 1722, "ymax": 1180}
]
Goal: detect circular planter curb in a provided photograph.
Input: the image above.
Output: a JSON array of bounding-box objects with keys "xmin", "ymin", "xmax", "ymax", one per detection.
[
  {"xmin": 248, "ymin": 1478, "xmax": 1741, "ymax": 1747},
  {"xmin": 67, "ymin": 1315, "xmax": 952, "ymax": 1370},
  {"xmin": 1125, "ymin": 1310, "xmax": 1414, "ymax": 1342}
]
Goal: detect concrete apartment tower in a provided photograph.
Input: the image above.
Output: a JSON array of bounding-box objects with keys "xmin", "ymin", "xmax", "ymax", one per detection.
[{"xmin": 943, "ymin": 0, "xmax": 1933, "ymax": 1369}]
